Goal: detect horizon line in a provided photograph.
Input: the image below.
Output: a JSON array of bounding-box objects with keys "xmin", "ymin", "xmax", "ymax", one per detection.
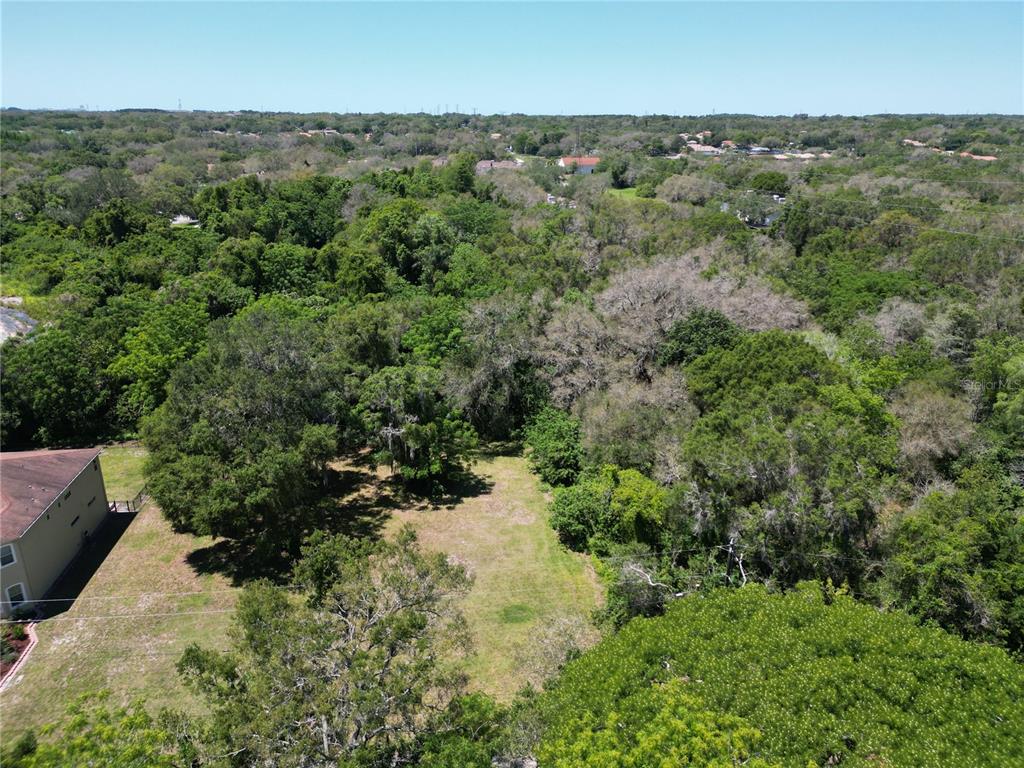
[{"xmin": 4, "ymin": 107, "xmax": 1023, "ymax": 119}]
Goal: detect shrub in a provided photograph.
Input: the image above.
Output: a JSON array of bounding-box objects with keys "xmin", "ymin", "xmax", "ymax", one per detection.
[
  {"xmin": 1, "ymin": 693, "xmax": 174, "ymax": 767},
  {"xmin": 549, "ymin": 466, "xmax": 666, "ymax": 552},
  {"xmin": 524, "ymin": 406, "xmax": 583, "ymax": 486},
  {"xmin": 882, "ymin": 463, "xmax": 1024, "ymax": 651},
  {"xmin": 549, "ymin": 482, "xmax": 606, "ymax": 551}
]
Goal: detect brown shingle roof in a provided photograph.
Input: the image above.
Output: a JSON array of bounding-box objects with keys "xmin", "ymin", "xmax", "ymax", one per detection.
[{"xmin": 0, "ymin": 448, "xmax": 102, "ymax": 543}]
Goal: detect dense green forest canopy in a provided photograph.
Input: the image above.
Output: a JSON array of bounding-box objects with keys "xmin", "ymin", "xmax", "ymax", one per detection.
[
  {"xmin": 537, "ymin": 585, "xmax": 1024, "ymax": 768},
  {"xmin": 1, "ymin": 109, "xmax": 1021, "ymax": 765}
]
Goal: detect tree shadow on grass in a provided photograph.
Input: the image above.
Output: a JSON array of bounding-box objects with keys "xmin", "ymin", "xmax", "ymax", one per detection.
[
  {"xmin": 184, "ymin": 457, "xmax": 494, "ymax": 586},
  {"xmin": 422, "ymin": 469, "xmax": 495, "ymax": 510},
  {"xmin": 476, "ymin": 439, "xmax": 524, "ymax": 459},
  {"xmin": 185, "ymin": 539, "xmax": 282, "ymax": 587}
]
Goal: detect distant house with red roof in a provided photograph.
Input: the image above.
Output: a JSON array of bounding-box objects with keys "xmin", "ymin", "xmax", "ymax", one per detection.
[
  {"xmin": 558, "ymin": 156, "xmax": 601, "ymax": 174},
  {"xmin": 0, "ymin": 449, "xmax": 110, "ymax": 617}
]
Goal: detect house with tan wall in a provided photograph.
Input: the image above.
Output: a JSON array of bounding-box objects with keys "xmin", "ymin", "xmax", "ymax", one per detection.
[{"xmin": 0, "ymin": 449, "xmax": 110, "ymax": 618}]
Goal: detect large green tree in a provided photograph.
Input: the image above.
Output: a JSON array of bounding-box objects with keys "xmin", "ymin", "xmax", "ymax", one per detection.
[
  {"xmin": 679, "ymin": 331, "xmax": 899, "ymax": 588},
  {"xmin": 106, "ymin": 298, "xmax": 208, "ymax": 423},
  {"xmin": 357, "ymin": 365, "xmax": 477, "ymax": 485},
  {"xmin": 882, "ymin": 463, "xmax": 1024, "ymax": 650},
  {"xmin": 143, "ymin": 297, "xmax": 345, "ymax": 552},
  {"xmin": 539, "ymin": 678, "xmax": 779, "ymax": 768}
]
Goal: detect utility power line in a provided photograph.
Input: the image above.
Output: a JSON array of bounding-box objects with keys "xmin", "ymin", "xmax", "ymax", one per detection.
[
  {"xmin": 0, "ymin": 589, "xmax": 243, "ymax": 605},
  {"xmin": 0, "ymin": 546, "xmax": 890, "ymax": 625},
  {"xmin": 0, "ymin": 582, "xmax": 599, "ymax": 624},
  {"xmin": 1, "ymin": 614, "xmax": 235, "ymax": 626}
]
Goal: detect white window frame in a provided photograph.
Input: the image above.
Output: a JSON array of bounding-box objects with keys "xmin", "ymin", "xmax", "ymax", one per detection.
[
  {"xmin": 0, "ymin": 544, "xmax": 15, "ymax": 569},
  {"xmin": 6, "ymin": 582, "xmax": 27, "ymax": 608}
]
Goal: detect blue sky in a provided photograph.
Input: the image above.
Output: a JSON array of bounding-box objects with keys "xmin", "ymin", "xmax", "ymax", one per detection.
[{"xmin": 2, "ymin": 2, "xmax": 1022, "ymax": 115}]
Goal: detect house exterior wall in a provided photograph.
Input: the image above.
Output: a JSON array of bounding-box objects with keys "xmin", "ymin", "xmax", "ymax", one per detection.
[
  {"xmin": 0, "ymin": 457, "xmax": 109, "ymax": 617},
  {"xmin": 0, "ymin": 549, "xmax": 30, "ymax": 617},
  {"xmin": 558, "ymin": 159, "xmax": 600, "ymax": 174}
]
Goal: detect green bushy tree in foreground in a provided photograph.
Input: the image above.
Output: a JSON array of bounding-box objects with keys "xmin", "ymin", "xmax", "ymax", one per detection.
[
  {"xmin": 538, "ymin": 585, "xmax": 1024, "ymax": 768},
  {"xmin": 539, "ymin": 678, "xmax": 779, "ymax": 768},
  {"xmin": 1, "ymin": 693, "xmax": 174, "ymax": 768}
]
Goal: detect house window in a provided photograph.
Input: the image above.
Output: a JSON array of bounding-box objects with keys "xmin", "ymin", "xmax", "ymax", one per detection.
[
  {"xmin": 70, "ymin": 515, "xmax": 80, "ymax": 527},
  {"xmin": 0, "ymin": 545, "xmax": 14, "ymax": 568},
  {"xmin": 6, "ymin": 583, "xmax": 26, "ymax": 608}
]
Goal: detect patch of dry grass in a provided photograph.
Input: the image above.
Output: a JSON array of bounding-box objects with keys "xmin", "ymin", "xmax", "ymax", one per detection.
[{"xmin": 336, "ymin": 454, "xmax": 603, "ymax": 700}]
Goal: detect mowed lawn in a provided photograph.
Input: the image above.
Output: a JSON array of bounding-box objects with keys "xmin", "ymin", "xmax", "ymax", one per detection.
[
  {"xmin": 0, "ymin": 450, "xmax": 598, "ymax": 742},
  {"xmin": 369, "ymin": 455, "xmax": 603, "ymax": 699},
  {"xmin": 100, "ymin": 443, "xmax": 149, "ymax": 500},
  {"xmin": 0, "ymin": 448, "xmax": 238, "ymax": 738}
]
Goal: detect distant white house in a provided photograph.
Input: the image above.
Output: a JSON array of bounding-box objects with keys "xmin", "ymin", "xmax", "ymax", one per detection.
[
  {"xmin": 558, "ymin": 156, "xmax": 601, "ymax": 174},
  {"xmin": 170, "ymin": 214, "xmax": 200, "ymax": 227}
]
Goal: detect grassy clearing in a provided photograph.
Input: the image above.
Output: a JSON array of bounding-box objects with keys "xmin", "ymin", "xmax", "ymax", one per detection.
[
  {"xmin": 606, "ymin": 186, "xmax": 638, "ymax": 199},
  {"xmin": 100, "ymin": 443, "xmax": 148, "ymax": 500},
  {"xmin": 0, "ymin": 503, "xmax": 238, "ymax": 739},
  {"xmin": 0, "ymin": 275, "xmax": 53, "ymax": 324},
  {"xmin": 337, "ymin": 454, "xmax": 603, "ymax": 700},
  {"xmin": 0, "ymin": 452, "xmax": 598, "ymax": 742}
]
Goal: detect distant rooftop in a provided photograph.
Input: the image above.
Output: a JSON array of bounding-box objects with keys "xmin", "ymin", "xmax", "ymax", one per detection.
[
  {"xmin": 0, "ymin": 448, "xmax": 101, "ymax": 543},
  {"xmin": 559, "ymin": 156, "xmax": 601, "ymax": 167}
]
